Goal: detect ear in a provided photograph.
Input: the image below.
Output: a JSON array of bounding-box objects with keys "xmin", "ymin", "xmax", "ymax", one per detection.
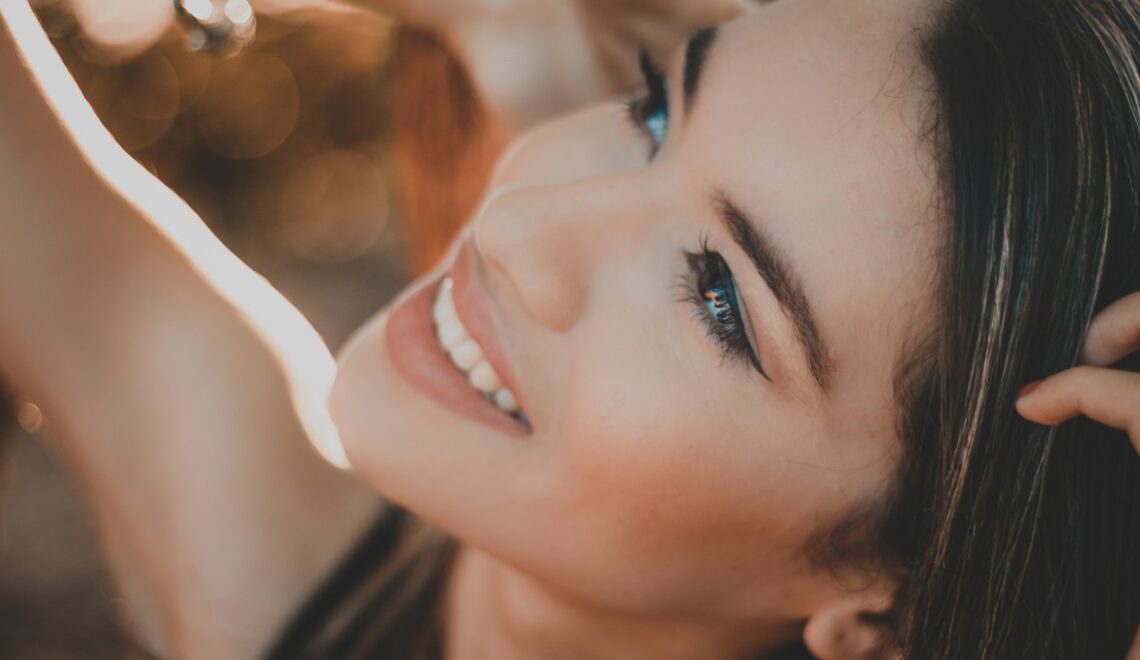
[{"xmin": 802, "ymin": 586, "xmax": 898, "ymax": 660}]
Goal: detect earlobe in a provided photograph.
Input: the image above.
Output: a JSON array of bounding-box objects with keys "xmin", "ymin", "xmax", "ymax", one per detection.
[{"xmin": 802, "ymin": 593, "xmax": 897, "ymax": 660}]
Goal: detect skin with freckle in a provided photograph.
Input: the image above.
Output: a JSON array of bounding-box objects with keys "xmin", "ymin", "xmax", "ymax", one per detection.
[{"xmin": 332, "ymin": 0, "xmax": 938, "ymax": 655}]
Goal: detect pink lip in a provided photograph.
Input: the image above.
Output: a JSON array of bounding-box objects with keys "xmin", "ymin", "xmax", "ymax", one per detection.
[
  {"xmin": 384, "ymin": 240, "xmax": 530, "ymax": 437},
  {"xmin": 449, "ymin": 241, "xmax": 529, "ymax": 419}
]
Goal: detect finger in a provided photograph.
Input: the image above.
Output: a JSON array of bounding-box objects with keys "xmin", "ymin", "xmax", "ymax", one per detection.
[
  {"xmin": 1128, "ymin": 626, "xmax": 1140, "ymax": 660},
  {"xmin": 1080, "ymin": 292, "xmax": 1140, "ymax": 366},
  {"xmin": 1015, "ymin": 366, "xmax": 1140, "ymax": 449}
]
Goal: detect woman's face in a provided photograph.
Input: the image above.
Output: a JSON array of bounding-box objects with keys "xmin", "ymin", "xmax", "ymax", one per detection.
[{"xmin": 333, "ymin": 0, "xmax": 938, "ymax": 630}]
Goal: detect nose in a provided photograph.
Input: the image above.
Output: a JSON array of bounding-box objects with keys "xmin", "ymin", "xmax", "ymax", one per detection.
[
  {"xmin": 474, "ymin": 172, "xmax": 652, "ymax": 332},
  {"xmin": 472, "ymin": 102, "xmax": 659, "ymax": 332}
]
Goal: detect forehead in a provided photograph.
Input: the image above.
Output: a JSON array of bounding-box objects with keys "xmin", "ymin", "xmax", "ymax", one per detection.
[{"xmin": 682, "ymin": 0, "xmax": 940, "ymax": 415}]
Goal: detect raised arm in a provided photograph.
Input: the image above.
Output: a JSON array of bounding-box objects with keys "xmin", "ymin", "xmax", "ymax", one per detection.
[{"xmin": 0, "ymin": 3, "xmax": 378, "ymax": 657}]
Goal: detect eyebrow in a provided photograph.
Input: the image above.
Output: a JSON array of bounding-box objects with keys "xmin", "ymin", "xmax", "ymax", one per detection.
[
  {"xmin": 714, "ymin": 193, "xmax": 834, "ymax": 391},
  {"xmin": 683, "ymin": 26, "xmax": 719, "ymax": 114}
]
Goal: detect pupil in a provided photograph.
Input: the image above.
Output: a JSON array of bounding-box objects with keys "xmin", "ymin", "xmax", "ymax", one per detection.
[{"xmin": 704, "ymin": 289, "xmax": 730, "ymax": 320}]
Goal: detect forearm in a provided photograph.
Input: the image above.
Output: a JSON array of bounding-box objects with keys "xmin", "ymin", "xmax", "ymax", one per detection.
[
  {"xmin": 0, "ymin": 3, "xmax": 219, "ymax": 421},
  {"xmin": 0, "ymin": 3, "xmax": 359, "ymax": 480},
  {"xmin": 0, "ymin": 5, "xmax": 378, "ymax": 656}
]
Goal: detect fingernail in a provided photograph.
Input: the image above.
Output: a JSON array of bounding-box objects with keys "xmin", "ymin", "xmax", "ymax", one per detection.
[{"xmin": 1017, "ymin": 380, "xmax": 1042, "ymax": 399}]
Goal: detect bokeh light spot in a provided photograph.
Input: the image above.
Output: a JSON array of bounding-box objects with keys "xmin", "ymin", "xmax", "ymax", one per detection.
[
  {"xmin": 16, "ymin": 399, "xmax": 44, "ymax": 435},
  {"xmin": 224, "ymin": 0, "xmax": 253, "ymax": 25},
  {"xmin": 180, "ymin": 0, "xmax": 216, "ymax": 22},
  {"xmin": 278, "ymin": 149, "xmax": 389, "ymax": 263},
  {"xmin": 197, "ymin": 54, "xmax": 299, "ymax": 159},
  {"xmin": 116, "ymin": 50, "xmax": 181, "ymax": 121},
  {"xmin": 69, "ymin": 0, "xmax": 172, "ymax": 56}
]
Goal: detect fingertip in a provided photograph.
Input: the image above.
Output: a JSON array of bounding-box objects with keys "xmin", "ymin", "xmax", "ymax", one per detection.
[
  {"xmin": 1017, "ymin": 380, "xmax": 1043, "ymax": 399},
  {"xmin": 1014, "ymin": 380, "xmax": 1051, "ymax": 425},
  {"xmin": 1014, "ymin": 393, "xmax": 1039, "ymax": 423},
  {"xmin": 1015, "ymin": 389, "xmax": 1035, "ymax": 416}
]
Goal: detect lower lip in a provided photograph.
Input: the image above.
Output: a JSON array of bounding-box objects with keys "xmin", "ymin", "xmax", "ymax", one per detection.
[{"xmin": 385, "ymin": 275, "xmax": 530, "ymax": 437}]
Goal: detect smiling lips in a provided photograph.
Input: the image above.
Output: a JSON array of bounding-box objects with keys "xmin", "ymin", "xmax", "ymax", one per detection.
[
  {"xmin": 432, "ymin": 277, "xmax": 525, "ymax": 420},
  {"xmin": 384, "ymin": 239, "xmax": 531, "ymax": 436}
]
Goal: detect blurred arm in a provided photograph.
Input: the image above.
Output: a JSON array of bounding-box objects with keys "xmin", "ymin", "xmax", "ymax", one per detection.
[{"xmin": 0, "ymin": 3, "xmax": 379, "ymax": 657}]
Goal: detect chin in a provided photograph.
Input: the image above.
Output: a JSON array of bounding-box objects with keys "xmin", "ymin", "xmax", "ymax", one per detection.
[{"xmin": 328, "ymin": 270, "xmax": 536, "ymax": 552}]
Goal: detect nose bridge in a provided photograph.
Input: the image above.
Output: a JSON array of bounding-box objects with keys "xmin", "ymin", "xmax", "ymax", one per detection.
[{"xmin": 474, "ymin": 173, "xmax": 650, "ymax": 332}]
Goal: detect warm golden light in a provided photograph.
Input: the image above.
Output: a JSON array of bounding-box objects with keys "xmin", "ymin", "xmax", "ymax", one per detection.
[
  {"xmin": 1, "ymin": 0, "xmax": 350, "ymax": 469},
  {"xmin": 197, "ymin": 54, "xmax": 298, "ymax": 158},
  {"xmin": 278, "ymin": 150, "xmax": 390, "ymax": 263}
]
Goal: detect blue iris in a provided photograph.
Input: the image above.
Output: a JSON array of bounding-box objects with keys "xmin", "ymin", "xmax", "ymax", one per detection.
[
  {"xmin": 704, "ymin": 285, "xmax": 735, "ymax": 325},
  {"xmin": 646, "ymin": 107, "xmax": 668, "ymax": 147}
]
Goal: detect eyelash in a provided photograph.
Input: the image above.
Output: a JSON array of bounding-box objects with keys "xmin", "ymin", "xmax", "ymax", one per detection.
[
  {"xmin": 679, "ymin": 236, "xmax": 770, "ymax": 379},
  {"xmin": 626, "ymin": 50, "xmax": 768, "ymax": 380},
  {"xmin": 625, "ymin": 47, "xmax": 670, "ymax": 158}
]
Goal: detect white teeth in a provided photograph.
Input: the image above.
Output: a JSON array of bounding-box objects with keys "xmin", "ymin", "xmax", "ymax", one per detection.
[
  {"xmin": 437, "ymin": 318, "xmax": 468, "ymax": 350},
  {"xmin": 433, "ymin": 284, "xmax": 458, "ymax": 324},
  {"xmin": 450, "ymin": 339, "xmax": 484, "ymax": 371},
  {"xmin": 494, "ymin": 388, "xmax": 519, "ymax": 413},
  {"xmin": 432, "ymin": 278, "xmax": 525, "ymax": 420},
  {"xmin": 468, "ymin": 361, "xmax": 502, "ymax": 392}
]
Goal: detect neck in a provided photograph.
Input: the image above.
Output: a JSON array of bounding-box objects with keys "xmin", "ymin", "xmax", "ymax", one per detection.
[{"xmin": 443, "ymin": 544, "xmax": 801, "ymax": 660}]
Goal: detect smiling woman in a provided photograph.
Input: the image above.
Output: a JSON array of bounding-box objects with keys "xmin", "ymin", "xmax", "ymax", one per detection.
[
  {"xmin": 330, "ymin": 3, "xmax": 942, "ymax": 656},
  {"xmin": 0, "ymin": 0, "xmax": 1137, "ymax": 659},
  {"xmin": 329, "ymin": 0, "xmax": 1139, "ymax": 657}
]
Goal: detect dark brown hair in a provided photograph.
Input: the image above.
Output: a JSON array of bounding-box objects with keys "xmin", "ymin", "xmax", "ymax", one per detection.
[{"xmin": 880, "ymin": 0, "xmax": 1140, "ymax": 656}]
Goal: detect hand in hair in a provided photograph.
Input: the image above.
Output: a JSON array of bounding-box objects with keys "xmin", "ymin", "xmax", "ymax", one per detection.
[
  {"xmin": 1016, "ymin": 292, "xmax": 1140, "ymax": 454},
  {"xmin": 1015, "ymin": 292, "xmax": 1140, "ymax": 660}
]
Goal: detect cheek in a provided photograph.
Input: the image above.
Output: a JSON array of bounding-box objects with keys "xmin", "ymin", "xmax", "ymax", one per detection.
[{"xmin": 546, "ymin": 332, "xmax": 828, "ymax": 608}]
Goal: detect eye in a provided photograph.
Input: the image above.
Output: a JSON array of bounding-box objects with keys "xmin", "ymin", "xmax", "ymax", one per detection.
[
  {"xmin": 681, "ymin": 238, "xmax": 770, "ymax": 379},
  {"xmin": 625, "ymin": 48, "xmax": 670, "ymax": 158}
]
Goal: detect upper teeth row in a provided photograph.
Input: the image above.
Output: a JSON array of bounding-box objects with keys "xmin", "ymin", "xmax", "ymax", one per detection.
[{"xmin": 432, "ymin": 278, "xmax": 521, "ymax": 415}]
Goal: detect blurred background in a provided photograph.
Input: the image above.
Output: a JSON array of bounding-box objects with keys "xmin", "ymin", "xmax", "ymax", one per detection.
[{"xmin": 0, "ymin": 1, "xmax": 429, "ymax": 656}]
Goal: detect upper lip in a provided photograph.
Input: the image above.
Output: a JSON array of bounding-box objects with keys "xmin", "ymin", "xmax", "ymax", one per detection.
[{"xmin": 449, "ymin": 238, "xmax": 529, "ymax": 419}]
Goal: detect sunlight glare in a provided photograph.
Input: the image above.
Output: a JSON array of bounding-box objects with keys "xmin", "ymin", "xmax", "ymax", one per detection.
[{"xmin": 0, "ymin": 1, "xmax": 351, "ymax": 469}]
